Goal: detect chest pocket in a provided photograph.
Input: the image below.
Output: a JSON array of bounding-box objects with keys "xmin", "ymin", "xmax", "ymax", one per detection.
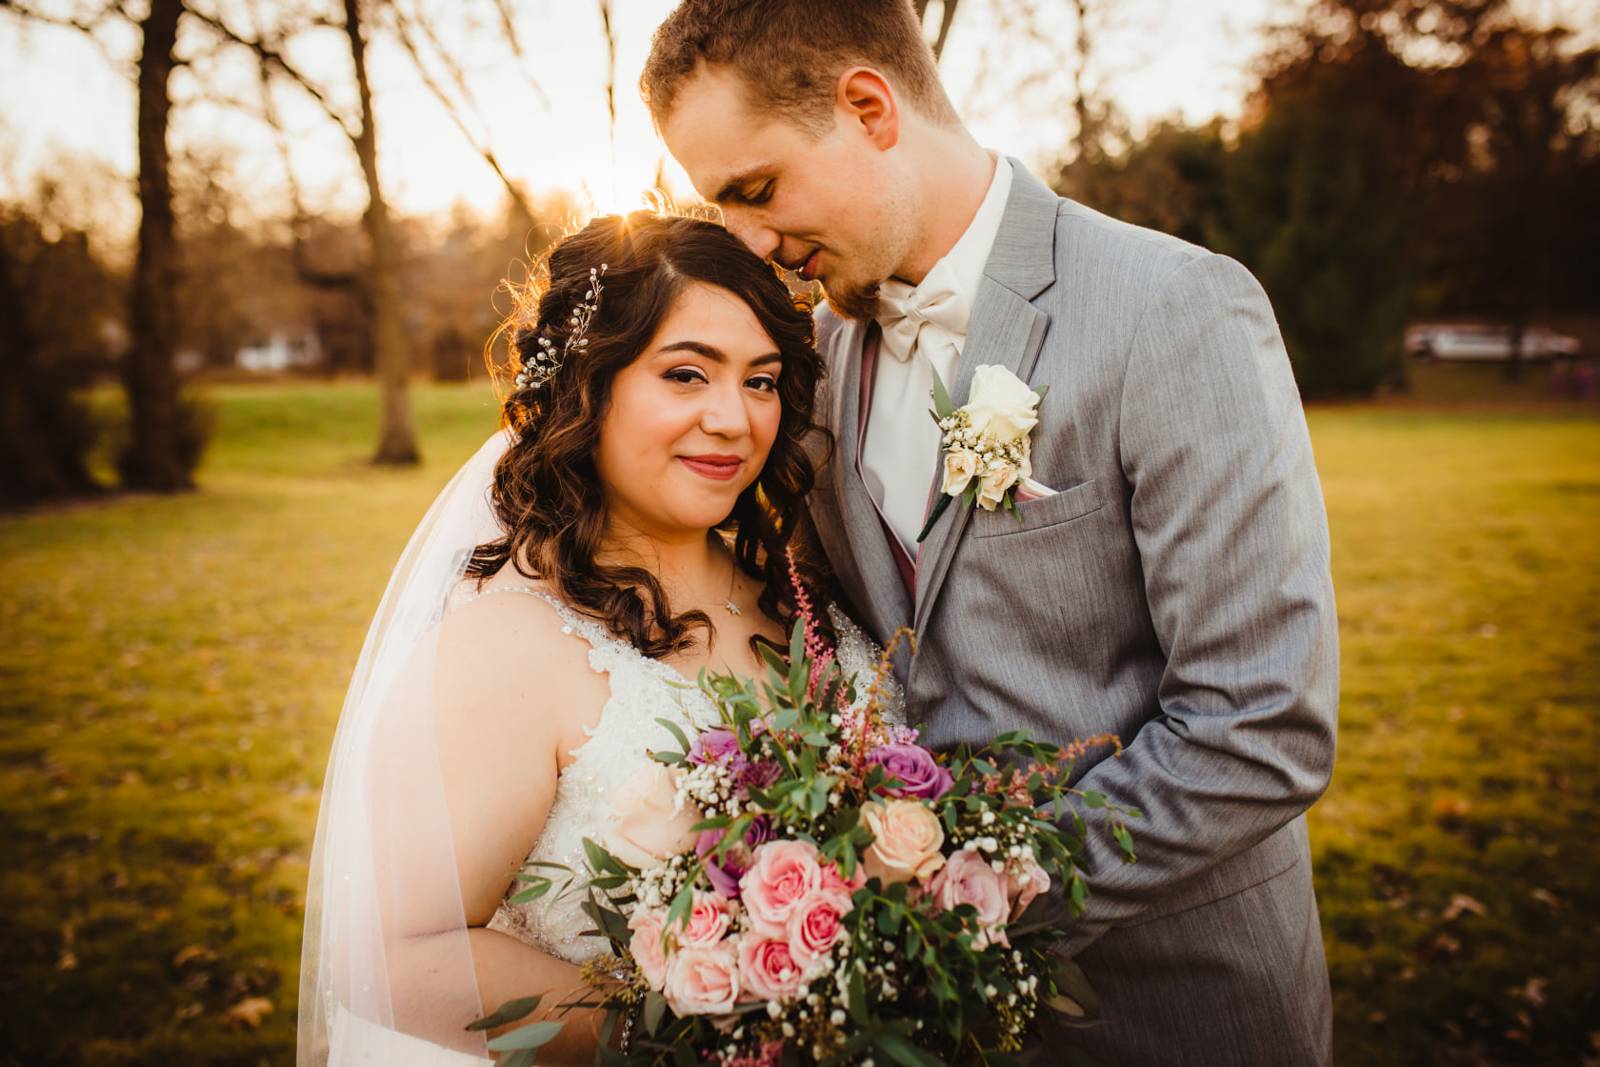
[{"xmin": 969, "ymin": 477, "xmax": 1105, "ymax": 538}]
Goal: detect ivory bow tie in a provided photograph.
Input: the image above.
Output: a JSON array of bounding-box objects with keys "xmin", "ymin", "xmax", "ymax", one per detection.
[{"xmin": 875, "ymin": 266, "xmax": 970, "ymax": 364}]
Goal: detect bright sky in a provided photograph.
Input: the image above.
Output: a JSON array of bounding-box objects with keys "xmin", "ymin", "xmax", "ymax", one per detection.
[{"xmin": 1, "ymin": 0, "xmax": 1593, "ymax": 241}]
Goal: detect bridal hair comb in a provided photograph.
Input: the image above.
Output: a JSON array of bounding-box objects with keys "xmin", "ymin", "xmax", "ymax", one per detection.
[{"xmin": 514, "ymin": 263, "xmax": 609, "ymax": 392}]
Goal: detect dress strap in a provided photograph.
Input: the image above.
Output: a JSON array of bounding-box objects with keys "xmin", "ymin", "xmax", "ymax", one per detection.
[
  {"xmin": 446, "ymin": 582, "xmax": 694, "ymax": 691},
  {"xmin": 451, "ymin": 583, "xmax": 617, "ymax": 648}
]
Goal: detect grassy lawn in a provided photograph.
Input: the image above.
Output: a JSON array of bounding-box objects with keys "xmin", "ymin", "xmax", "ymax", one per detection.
[{"xmin": 1, "ymin": 378, "xmax": 1596, "ymax": 1065}]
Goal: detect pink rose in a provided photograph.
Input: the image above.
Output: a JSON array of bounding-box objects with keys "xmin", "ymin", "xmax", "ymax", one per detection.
[
  {"xmin": 739, "ymin": 839, "xmax": 822, "ymax": 931},
  {"xmin": 663, "ymin": 942, "xmax": 740, "ymax": 1015},
  {"xmin": 1008, "ymin": 853, "xmax": 1050, "ymax": 921},
  {"xmin": 786, "ymin": 888, "xmax": 853, "ymax": 968},
  {"xmin": 819, "ymin": 859, "xmax": 866, "ymax": 896},
  {"xmin": 736, "ymin": 930, "xmax": 807, "ymax": 1003},
  {"xmin": 929, "ymin": 848, "xmax": 1011, "ymax": 944},
  {"xmin": 626, "ymin": 907, "xmax": 669, "ymax": 990},
  {"xmin": 678, "ymin": 890, "xmax": 733, "ymax": 946}
]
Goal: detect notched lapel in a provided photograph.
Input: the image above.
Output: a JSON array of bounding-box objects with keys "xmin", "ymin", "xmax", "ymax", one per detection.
[
  {"xmin": 911, "ymin": 160, "xmax": 1062, "ymax": 638},
  {"xmin": 913, "ymin": 287, "xmax": 1050, "ymax": 636}
]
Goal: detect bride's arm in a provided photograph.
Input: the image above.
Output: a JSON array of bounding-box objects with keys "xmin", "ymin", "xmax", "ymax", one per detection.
[{"xmin": 377, "ymin": 593, "xmax": 614, "ymax": 1063}]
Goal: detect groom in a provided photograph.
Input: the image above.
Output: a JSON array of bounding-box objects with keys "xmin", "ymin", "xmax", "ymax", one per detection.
[{"xmin": 644, "ymin": 2, "xmax": 1339, "ymax": 1062}]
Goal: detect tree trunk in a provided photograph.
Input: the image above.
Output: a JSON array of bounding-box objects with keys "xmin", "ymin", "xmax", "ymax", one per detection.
[
  {"xmin": 121, "ymin": 0, "xmax": 191, "ymax": 490},
  {"xmin": 345, "ymin": 0, "xmax": 419, "ymax": 465},
  {"xmin": 0, "ymin": 235, "xmax": 97, "ymax": 503}
]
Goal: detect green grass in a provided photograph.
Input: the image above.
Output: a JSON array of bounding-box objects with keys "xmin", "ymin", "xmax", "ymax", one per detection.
[{"xmin": 1, "ymin": 379, "xmax": 1596, "ymax": 1065}]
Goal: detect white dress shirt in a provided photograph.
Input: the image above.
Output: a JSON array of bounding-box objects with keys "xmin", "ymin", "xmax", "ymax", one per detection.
[{"xmin": 861, "ymin": 153, "xmax": 1014, "ymax": 552}]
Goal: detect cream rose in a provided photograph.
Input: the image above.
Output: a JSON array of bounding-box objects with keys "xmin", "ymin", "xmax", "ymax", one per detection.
[
  {"xmin": 602, "ymin": 762, "xmax": 701, "ymax": 869},
  {"xmin": 975, "ymin": 464, "xmax": 1020, "ymax": 511},
  {"xmin": 940, "ymin": 448, "xmax": 980, "ymax": 497},
  {"xmin": 861, "ymin": 799, "xmax": 946, "ymax": 886},
  {"xmin": 963, "ymin": 364, "xmax": 1040, "ymax": 444},
  {"xmin": 663, "ymin": 942, "xmax": 740, "ymax": 1015}
]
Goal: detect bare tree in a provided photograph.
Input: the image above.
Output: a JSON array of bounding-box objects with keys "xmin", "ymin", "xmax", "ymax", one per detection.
[
  {"xmin": 1, "ymin": 0, "xmax": 207, "ymax": 491},
  {"xmin": 122, "ymin": 0, "xmax": 199, "ymax": 487},
  {"xmin": 194, "ymin": 0, "xmax": 420, "ymax": 464},
  {"xmin": 343, "ymin": 0, "xmax": 416, "ymax": 463},
  {"xmin": 386, "ymin": 0, "xmax": 539, "ymax": 225},
  {"xmin": 913, "ymin": 0, "xmax": 962, "ymax": 61}
]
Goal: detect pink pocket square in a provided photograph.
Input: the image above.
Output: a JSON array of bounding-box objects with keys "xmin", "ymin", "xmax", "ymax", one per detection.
[{"xmin": 1013, "ymin": 477, "xmax": 1058, "ymax": 503}]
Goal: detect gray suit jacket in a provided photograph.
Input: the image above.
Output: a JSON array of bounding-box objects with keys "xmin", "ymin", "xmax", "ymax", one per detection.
[{"xmin": 810, "ymin": 162, "xmax": 1338, "ymax": 1065}]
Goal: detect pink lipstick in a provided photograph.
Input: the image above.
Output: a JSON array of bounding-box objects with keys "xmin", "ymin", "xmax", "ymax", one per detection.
[{"xmin": 679, "ymin": 454, "xmax": 743, "ymax": 481}]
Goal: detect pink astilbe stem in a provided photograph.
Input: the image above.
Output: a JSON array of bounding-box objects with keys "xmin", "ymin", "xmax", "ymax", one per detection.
[{"xmin": 785, "ymin": 548, "xmax": 835, "ymax": 698}]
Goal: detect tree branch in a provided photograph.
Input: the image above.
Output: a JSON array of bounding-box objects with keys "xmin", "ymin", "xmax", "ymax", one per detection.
[
  {"xmin": 490, "ymin": 0, "xmax": 550, "ymax": 110},
  {"xmin": 184, "ymin": 5, "xmax": 360, "ymax": 145},
  {"xmin": 386, "ymin": 0, "xmax": 536, "ymax": 220}
]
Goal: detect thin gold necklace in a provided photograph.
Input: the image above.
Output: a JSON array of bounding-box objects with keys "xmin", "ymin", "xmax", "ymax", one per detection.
[{"xmin": 721, "ymin": 550, "xmax": 742, "ymax": 617}]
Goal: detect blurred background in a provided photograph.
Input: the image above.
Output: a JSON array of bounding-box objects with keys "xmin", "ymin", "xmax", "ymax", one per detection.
[{"xmin": 1, "ymin": 0, "xmax": 1596, "ymax": 1063}]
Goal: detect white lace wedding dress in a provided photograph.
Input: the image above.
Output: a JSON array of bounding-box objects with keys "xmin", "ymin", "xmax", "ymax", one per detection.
[{"xmin": 329, "ymin": 584, "xmax": 900, "ymax": 1065}]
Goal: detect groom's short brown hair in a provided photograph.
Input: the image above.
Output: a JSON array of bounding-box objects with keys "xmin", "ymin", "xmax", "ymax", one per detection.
[{"xmin": 641, "ymin": 0, "xmax": 959, "ymax": 134}]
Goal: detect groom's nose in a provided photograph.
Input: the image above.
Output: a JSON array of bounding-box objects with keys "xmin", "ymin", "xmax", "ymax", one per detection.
[{"xmin": 725, "ymin": 213, "xmax": 781, "ymax": 262}]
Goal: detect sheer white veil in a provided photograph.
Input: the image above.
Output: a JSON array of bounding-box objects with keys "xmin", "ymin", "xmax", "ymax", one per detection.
[{"xmin": 298, "ymin": 427, "xmax": 517, "ymax": 1064}]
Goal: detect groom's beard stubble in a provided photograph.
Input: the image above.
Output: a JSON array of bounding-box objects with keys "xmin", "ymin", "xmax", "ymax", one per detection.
[{"xmin": 821, "ymin": 276, "xmax": 882, "ymax": 323}]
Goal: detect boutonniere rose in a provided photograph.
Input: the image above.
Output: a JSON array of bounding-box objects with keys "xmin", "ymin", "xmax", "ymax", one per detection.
[{"xmin": 917, "ymin": 364, "xmax": 1049, "ymax": 542}]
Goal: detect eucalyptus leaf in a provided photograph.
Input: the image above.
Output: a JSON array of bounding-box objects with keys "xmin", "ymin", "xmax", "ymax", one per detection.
[
  {"xmin": 1052, "ymin": 955, "xmax": 1102, "ymax": 1020},
  {"xmin": 466, "ymin": 994, "xmax": 542, "ymax": 1031},
  {"xmin": 485, "ymin": 1020, "xmax": 564, "ymax": 1052},
  {"xmin": 930, "ymin": 363, "xmax": 956, "ymax": 418},
  {"xmin": 653, "ymin": 717, "xmax": 691, "ymax": 754},
  {"xmin": 1112, "ymin": 823, "xmax": 1137, "ymax": 861},
  {"xmin": 847, "ymin": 968, "xmax": 868, "ymax": 1025},
  {"xmin": 643, "ymin": 991, "xmax": 666, "ymax": 1036}
]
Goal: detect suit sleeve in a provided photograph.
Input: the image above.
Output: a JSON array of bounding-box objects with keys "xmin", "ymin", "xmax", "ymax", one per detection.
[{"xmin": 1056, "ymin": 252, "xmax": 1340, "ymax": 954}]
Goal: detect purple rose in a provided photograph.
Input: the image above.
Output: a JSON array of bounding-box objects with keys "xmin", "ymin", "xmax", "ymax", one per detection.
[
  {"xmin": 866, "ymin": 743, "xmax": 954, "ymax": 800},
  {"xmin": 688, "ymin": 728, "xmax": 741, "ymax": 765},
  {"xmin": 739, "ymin": 759, "xmax": 782, "ymax": 791},
  {"xmin": 696, "ymin": 816, "xmax": 775, "ymax": 899}
]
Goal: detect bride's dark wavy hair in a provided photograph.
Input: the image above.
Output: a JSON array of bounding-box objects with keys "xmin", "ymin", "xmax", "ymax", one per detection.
[{"xmin": 467, "ymin": 211, "xmax": 835, "ymax": 657}]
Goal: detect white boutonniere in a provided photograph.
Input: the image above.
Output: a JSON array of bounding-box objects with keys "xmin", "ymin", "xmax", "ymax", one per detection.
[{"xmin": 916, "ymin": 364, "xmax": 1050, "ymax": 543}]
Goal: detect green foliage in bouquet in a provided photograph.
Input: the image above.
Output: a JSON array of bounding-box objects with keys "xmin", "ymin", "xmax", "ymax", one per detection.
[{"xmin": 477, "ymin": 604, "xmax": 1139, "ymax": 1067}]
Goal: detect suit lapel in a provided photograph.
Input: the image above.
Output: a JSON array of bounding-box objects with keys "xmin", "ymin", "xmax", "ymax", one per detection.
[
  {"xmin": 833, "ymin": 318, "xmax": 914, "ymax": 636},
  {"xmin": 911, "ymin": 161, "xmax": 1062, "ymax": 638}
]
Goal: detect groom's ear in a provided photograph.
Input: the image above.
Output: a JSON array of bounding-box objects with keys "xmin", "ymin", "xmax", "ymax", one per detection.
[{"xmin": 836, "ymin": 67, "xmax": 900, "ymax": 152}]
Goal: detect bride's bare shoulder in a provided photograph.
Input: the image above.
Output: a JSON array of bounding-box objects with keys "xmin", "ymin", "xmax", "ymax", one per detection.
[{"xmin": 435, "ymin": 574, "xmax": 608, "ymax": 733}]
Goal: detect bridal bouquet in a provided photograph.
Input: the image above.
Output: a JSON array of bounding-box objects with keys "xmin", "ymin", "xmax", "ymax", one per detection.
[{"xmin": 477, "ymin": 580, "xmax": 1139, "ymax": 1066}]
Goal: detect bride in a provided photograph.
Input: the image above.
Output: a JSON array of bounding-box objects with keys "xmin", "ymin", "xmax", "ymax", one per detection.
[{"xmin": 298, "ymin": 212, "xmax": 898, "ymax": 1065}]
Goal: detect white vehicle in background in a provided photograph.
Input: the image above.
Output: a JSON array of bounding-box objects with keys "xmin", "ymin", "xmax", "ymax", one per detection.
[{"xmin": 1405, "ymin": 323, "xmax": 1583, "ymax": 361}]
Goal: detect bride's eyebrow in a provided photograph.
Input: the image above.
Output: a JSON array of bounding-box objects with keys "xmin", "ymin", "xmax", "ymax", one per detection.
[{"xmin": 658, "ymin": 340, "xmax": 782, "ymax": 367}]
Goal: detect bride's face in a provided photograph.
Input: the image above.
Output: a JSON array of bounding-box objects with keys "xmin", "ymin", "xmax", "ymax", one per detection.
[{"xmin": 594, "ymin": 281, "xmax": 784, "ymax": 539}]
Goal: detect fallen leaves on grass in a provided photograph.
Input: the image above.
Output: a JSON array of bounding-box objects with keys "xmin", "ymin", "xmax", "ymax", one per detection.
[
  {"xmin": 172, "ymin": 944, "xmax": 218, "ymax": 969},
  {"xmin": 226, "ymin": 996, "xmax": 274, "ymax": 1028},
  {"xmin": 1442, "ymin": 893, "xmax": 1488, "ymax": 921}
]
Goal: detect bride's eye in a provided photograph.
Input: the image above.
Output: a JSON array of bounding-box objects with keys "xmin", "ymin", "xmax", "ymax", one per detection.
[
  {"xmin": 664, "ymin": 367, "xmax": 708, "ymax": 385},
  {"xmin": 745, "ymin": 374, "xmax": 779, "ymax": 393}
]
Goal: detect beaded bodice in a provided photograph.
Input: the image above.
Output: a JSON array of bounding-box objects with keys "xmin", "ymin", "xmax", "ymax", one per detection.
[{"xmin": 449, "ymin": 584, "xmax": 901, "ymax": 966}]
